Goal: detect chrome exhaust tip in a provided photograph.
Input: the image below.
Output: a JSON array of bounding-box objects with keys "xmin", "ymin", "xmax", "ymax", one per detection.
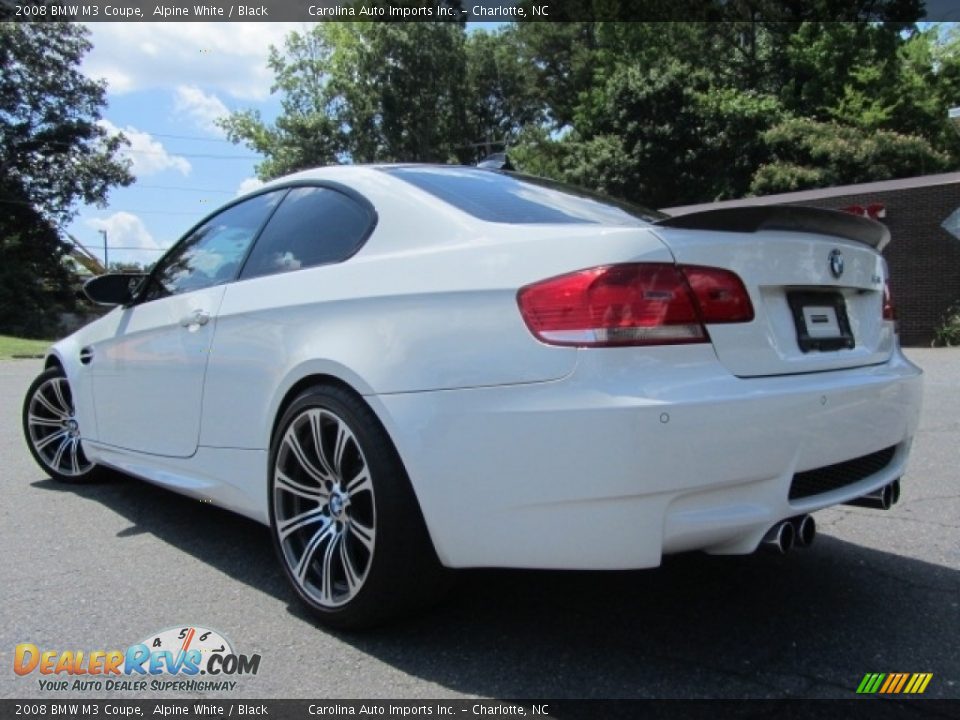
[
  {"xmin": 792, "ymin": 514, "xmax": 816, "ymax": 548},
  {"xmin": 844, "ymin": 480, "xmax": 899, "ymax": 510},
  {"xmin": 761, "ymin": 521, "xmax": 795, "ymax": 555}
]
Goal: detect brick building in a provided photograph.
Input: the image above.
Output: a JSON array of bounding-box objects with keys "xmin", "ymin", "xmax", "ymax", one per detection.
[{"xmin": 664, "ymin": 173, "xmax": 960, "ymax": 346}]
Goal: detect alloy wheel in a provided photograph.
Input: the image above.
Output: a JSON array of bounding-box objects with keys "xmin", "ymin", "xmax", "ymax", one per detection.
[
  {"xmin": 272, "ymin": 408, "xmax": 376, "ymax": 608},
  {"xmin": 25, "ymin": 375, "xmax": 93, "ymax": 478}
]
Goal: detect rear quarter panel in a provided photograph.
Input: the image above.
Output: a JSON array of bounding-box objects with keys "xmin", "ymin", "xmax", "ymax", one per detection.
[{"xmin": 199, "ymin": 175, "xmax": 673, "ymax": 450}]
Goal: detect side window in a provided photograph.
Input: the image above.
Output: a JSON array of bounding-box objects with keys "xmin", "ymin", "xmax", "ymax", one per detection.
[
  {"xmin": 239, "ymin": 186, "xmax": 372, "ymax": 280},
  {"xmin": 142, "ymin": 191, "xmax": 284, "ymax": 301}
]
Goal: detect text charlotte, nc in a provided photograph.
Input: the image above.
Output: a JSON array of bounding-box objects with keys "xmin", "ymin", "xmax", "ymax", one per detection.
[{"xmin": 307, "ymin": 4, "xmax": 546, "ymax": 17}]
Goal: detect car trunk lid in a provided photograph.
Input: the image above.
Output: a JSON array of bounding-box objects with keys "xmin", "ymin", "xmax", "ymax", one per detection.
[{"xmin": 654, "ymin": 205, "xmax": 896, "ymax": 377}]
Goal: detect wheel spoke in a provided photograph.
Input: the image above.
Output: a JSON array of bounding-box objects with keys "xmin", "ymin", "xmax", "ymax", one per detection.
[
  {"xmin": 50, "ymin": 434, "xmax": 72, "ymax": 471},
  {"xmin": 332, "ymin": 420, "xmax": 350, "ymax": 478},
  {"xmin": 278, "ymin": 506, "xmax": 330, "ymax": 541},
  {"xmin": 347, "ymin": 518, "xmax": 375, "ymax": 553},
  {"xmin": 309, "ymin": 411, "xmax": 338, "ymax": 481},
  {"xmin": 50, "ymin": 379, "xmax": 71, "ymax": 415},
  {"xmin": 346, "ymin": 469, "xmax": 372, "ymax": 497},
  {"xmin": 283, "ymin": 429, "xmax": 330, "ymax": 486},
  {"xmin": 33, "ymin": 391, "xmax": 68, "ymax": 420},
  {"xmin": 275, "ymin": 469, "xmax": 327, "ymax": 502},
  {"xmin": 339, "ymin": 535, "xmax": 361, "ymax": 595},
  {"xmin": 35, "ymin": 429, "xmax": 69, "ymax": 451},
  {"xmin": 318, "ymin": 531, "xmax": 341, "ymax": 605},
  {"xmin": 68, "ymin": 439, "xmax": 81, "ymax": 475},
  {"xmin": 28, "ymin": 413, "xmax": 63, "ymax": 429},
  {"xmin": 294, "ymin": 520, "xmax": 336, "ymax": 585}
]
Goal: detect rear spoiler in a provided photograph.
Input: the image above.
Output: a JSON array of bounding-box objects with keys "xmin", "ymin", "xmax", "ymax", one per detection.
[{"xmin": 656, "ymin": 205, "xmax": 890, "ymax": 251}]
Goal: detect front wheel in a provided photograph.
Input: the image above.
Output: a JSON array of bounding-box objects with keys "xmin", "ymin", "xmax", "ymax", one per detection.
[
  {"xmin": 269, "ymin": 384, "xmax": 447, "ymax": 629},
  {"xmin": 22, "ymin": 367, "xmax": 101, "ymax": 483}
]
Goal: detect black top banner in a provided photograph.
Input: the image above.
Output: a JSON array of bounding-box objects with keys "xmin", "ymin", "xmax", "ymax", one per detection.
[
  {"xmin": 1, "ymin": 700, "xmax": 959, "ymax": 720},
  {"xmin": 3, "ymin": 0, "xmax": 960, "ymax": 22}
]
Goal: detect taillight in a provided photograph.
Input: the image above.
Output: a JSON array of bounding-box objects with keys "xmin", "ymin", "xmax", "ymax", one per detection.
[
  {"xmin": 882, "ymin": 280, "xmax": 896, "ymax": 322},
  {"xmin": 517, "ymin": 263, "xmax": 753, "ymax": 347},
  {"xmin": 681, "ymin": 266, "xmax": 755, "ymax": 324}
]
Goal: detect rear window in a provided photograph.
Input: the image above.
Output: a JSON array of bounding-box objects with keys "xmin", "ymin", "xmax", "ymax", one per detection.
[
  {"xmin": 240, "ymin": 186, "xmax": 372, "ymax": 280},
  {"xmin": 384, "ymin": 167, "xmax": 665, "ymax": 225}
]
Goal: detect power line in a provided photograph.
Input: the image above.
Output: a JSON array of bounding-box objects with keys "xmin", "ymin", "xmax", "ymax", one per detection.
[
  {"xmin": 93, "ymin": 209, "xmax": 204, "ymax": 216},
  {"xmin": 131, "ymin": 184, "xmax": 235, "ymax": 194},
  {"xmin": 0, "ymin": 198, "xmax": 204, "ymax": 216},
  {"xmin": 99, "ymin": 245, "xmax": 171, "ymax": 251},
  {"xmin": 123, "ymin": 149, "xmax": 258, "ymax": 160},
  {"xmin": 8, "ymin": 135, "xmax": 257, "ymax": 160},
  {"xmin": 147, "ymin": 132, "xmax": 235, "ymax": 144}
]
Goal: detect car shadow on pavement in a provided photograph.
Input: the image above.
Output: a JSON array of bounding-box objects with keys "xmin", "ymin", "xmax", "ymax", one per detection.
[
  {"xmin": 33, "ymin": 472, "xmax": 960, "ymax": 699},
  {"xmin": 31, "ymin": 471, "xmax": 292, "ymax": 606}
]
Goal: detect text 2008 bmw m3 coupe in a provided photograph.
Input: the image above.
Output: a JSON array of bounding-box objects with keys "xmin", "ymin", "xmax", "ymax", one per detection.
[{"xmin": 23, "ymin": 166, "xmax": 923, "ymax": 628}]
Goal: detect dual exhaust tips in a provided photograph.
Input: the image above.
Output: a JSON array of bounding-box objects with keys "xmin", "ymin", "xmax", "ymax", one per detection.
[
  {"xmin": 843, "ymin": 478, "xmax": 901, "ymax": 511},
  {"xmin": 762, "ymin": 514, "xmax": 816, "ymax": 555},
  {"xmin": 762, "ymin": 479, "xmax": 902, "ymax": 555}
]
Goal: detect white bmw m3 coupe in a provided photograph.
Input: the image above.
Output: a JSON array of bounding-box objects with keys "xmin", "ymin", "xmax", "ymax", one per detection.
[{"xmin": 22, "ymin": 165, "xmax": 923, "ymax": 628}]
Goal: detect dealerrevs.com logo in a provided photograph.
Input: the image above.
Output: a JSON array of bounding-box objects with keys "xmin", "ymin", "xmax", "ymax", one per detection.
[{"xmin": 14, "ymin": 626, "xmax": 261, "ymax": 693}]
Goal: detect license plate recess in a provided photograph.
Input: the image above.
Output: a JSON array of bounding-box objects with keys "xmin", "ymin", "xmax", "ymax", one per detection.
[{"xmin": 787, "ymin": 291, "xmax": 855, "ymax": 353}]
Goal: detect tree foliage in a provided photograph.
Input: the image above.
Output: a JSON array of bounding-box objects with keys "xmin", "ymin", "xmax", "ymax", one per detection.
[
  {"xmin": 750, "ymin": 118, "xmax": 950, "ymax": 194},
  {"xmin": 222, "ymin": 23, "xmax": 475, "ymax": 176},
  {"xmin": 0, "ymin": 22, "xmax": 132, "ymax": 337},
  {"xmin": 225, "ymin": 14, "xmax": 960, "ymax": 208}
]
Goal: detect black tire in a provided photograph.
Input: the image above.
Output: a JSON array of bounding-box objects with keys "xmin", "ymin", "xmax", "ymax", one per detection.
[
  {"xmin": 268, "ymin": 383, "xmax": 447, "ymax": 630},
  {"xmin": 22, "ymin": 367, "xmax": 102, "ymax": 483}
]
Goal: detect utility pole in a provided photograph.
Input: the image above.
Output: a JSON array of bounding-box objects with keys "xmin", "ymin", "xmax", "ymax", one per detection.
[{"xmin": 98, "ymin": 229, "xmax": 108, "ymax": 270}]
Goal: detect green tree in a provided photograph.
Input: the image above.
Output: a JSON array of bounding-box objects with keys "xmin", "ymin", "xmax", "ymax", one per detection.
[
  {"xmin": 225, "ymin": 12, "xmax": 956, "ymax": 209},
  {"xmin": 749, "ymin": 117, "xmax": 950, "ymax": 195},
  {"xmin": 0, "ymin": 21, "xmax": 132, "ymax": 337},
  {"xmin": 509, "ymin": 14, "xmax": 944, "ymax": 206},
  {"xmin": 0, "ymin": 206, "xmax": 74, "ymax": 339},
  {"xmin": 512, "ymin": 58, "xmax": 784, "ymax": 207},
  {"xmin": 511, "ymin": 22, "xmax": 599, "ymax": 129},
  {"xmin": 221, "ymin": 22, "xmax": 472, "ymax": 178},
  {"xmin": 463, "ymin": 27, "xmax": 544, "ymax": 159}
]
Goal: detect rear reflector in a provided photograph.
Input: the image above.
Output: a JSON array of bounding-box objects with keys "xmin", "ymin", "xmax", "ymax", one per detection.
[
  {"xmin": 883, "ymin": 280, "xmax": 896, "ymax": 321},
  {"xmin": 517, "ymin": 263, "xmax": 753, "ymax": 347}
]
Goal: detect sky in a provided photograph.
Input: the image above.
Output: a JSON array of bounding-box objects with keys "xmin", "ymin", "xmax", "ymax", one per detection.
[
  {"xmin": 70, "ymin": 20, "xmax": 951, "ymax": 268},
  {"xmin": 71, "ymin": 22, "xmax": 304, "ymax": 266},
  {"xmin": 71, "ymin": 21, "xmax": 506, "ymax": 268}
]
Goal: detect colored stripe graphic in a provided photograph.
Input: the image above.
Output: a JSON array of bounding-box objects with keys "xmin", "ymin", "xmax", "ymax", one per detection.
[
  {"xmin": 893, "ymin": 673, "xmax": 910, "ymax": 693},
  {"xmin": 880, "ymin": 674, "xmax": 898, "ymax": 693},
  {"xmin": 857, "ymin": 673, "xmax": 884, "ymax": 694},
  {"xmin": 857, "ymin": 673, "xmax": 932, "ymax": 694}
]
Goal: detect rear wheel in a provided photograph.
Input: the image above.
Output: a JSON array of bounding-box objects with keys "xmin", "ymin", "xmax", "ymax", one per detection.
[
  {"xmin": 22, "ymin": 367, "xmax": 101, "ymax": 483},
  {"xmin": 269, "ymin": 384, "xmax": 446, "ymax": 629}
]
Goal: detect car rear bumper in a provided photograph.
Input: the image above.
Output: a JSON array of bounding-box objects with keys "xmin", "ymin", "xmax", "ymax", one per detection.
[{"xmin": 371, "ymin": 345, "xmax": 923, "ymax": 569}]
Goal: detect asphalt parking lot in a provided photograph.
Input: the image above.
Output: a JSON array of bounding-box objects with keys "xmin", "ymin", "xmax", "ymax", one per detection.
[{"xmin": 1, "ymin": 349, "xmax": 957, "ymax": 700}]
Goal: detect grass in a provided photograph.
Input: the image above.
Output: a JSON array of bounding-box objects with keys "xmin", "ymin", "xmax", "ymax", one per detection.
[{"xmin": 0, "ymin": 335, "xmax": 52, "ymax": 359}]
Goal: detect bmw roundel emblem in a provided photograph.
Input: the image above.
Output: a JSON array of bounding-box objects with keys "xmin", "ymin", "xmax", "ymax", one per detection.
[{"xmin": 829, "ymin": 249, "xmax": 844, "ymax": 279}]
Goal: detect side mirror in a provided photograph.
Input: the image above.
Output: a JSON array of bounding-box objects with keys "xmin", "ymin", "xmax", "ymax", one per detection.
[{"xmin": 83, "ymin": 273, "xmax": 147, "ymax": 306}]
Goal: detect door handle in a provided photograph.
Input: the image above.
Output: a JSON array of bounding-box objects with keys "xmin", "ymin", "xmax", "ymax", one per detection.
[
  {"xmin": 179, "ymin": 309, "xmax": 211, "ymax": 328},
  {"xmin": 80, "ymin": 347, "xmax": 94, "ymax": 365}
]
